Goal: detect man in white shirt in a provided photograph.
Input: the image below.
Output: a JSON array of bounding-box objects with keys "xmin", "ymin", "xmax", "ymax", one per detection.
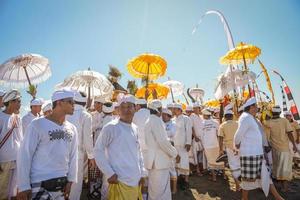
[
  {"xmin": 145, "ymin": 101, "xmax": 179, "ymax": 200},
  {"xmin": 22, "ymin": 98, "xmax": 43, "ymax": 134},
  {"xmin": 41, "ymin": 100, "xmax": 52, "ymax": 116},
  {"xmin": 17, "ymin": 89, "xmax": 78, "ymax": 200},
  {"xmin": 0, "ymin": 89, "xmax": 23, "ymax": 200},
  {"xmin": 91, "ymin": 96, "xmax": 106, "ymax": 141},
  {"xmin": 201, "ymin": 108, "xmax": 224, "ymax": 182},
  {"xmin": 94, "ymin": 95, "xmax": 145, "ymax": 200},
  {"xmin": 234, "ymin": 97, "xmax": 283, "ymax": 200},
  {"xmin": 67, "ymin": 91, "xmax": 95, "ymax": 200},
  {"xmin": 173, "ymin": 103, "xmax": 192, "ymax": 190}
]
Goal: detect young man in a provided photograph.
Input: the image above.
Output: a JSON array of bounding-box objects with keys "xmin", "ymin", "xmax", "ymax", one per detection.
[
  {"xmin": 67, "ymin": 91, "xmax": 95, "ymax": 200},
  {"xmin": 201, "ymin": 108, "xmax": 224, "ymax": 182},
  {"xmin": 218, "ymin": 109, "xmax": 240, "ymax": 190},
  {"xmin": 41, "ymin": 100, "xmax": 53, "ymax": 116},
  {"xmin": 22, "ymin": 98, "xmax": 43, "ymax": 134},
  {"xmin": 234, "ymin": 98, "xmax": 283, "ymax": 200},
  {"xmin": 17, "ymin": 89, "xmax": 78, "ymax": 200},
  {"xmin": 145, "ymin": 100, "xmax": 179, "ymax": 200},
  {"xmin": 284, "ymin": 111, "xmax": 300, "ymax": 168},
  {"xmin": 94, "ymin": 95, "xmax": 145, "ymax": 200},
  {"xmin": 173, "ymin": 103, "xmax": 192, "ymax": 190},
  {"xmin": 0, "ymin": 89, "xmax": 23, "ymax": 199},
  {"xmin": 264, "ymin": 106, "xmax": 297, "ymax": 192}
]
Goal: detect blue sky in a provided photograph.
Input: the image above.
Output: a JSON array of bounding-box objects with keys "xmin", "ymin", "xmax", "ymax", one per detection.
[{"xmin": 1, "ymin": 0, "xmax": 300, "ymax": 114}]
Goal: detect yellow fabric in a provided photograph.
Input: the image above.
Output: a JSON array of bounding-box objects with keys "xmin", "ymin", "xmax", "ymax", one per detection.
[
  {"xmin": 0, "ymin": 161, "xmax": 14, "ymax": 199},
  {"xmin": 290, "ymin": 121, "xmax": 300, "ymax": 143},
  {"xmin": 135, "ymin": 83, "xmax": 169, "ymax": 100},
  {"xmin": 258, "ymin": 59, "xmax": 275, "ymax": 104},
  {"xmin": 218, "ymin": 120, "xmax": 238, "ymax": 149},
  {"xmin": 204, "ymin": 147, "xmax": 224, "ymax": 170},
  {"xmin": 127, "ymin": 53, "xmax": 167, "ymax": 80},
  {"xmin": 264, "ymin": 118, "xmax": 293, "ymax": 151},
  {"xmin": 108, "ymin": 181, "xmax": 143, "ymax": 200},
  {"xmin": 204, "ymin": 99, "xmax": 220, "ymax": 108}
]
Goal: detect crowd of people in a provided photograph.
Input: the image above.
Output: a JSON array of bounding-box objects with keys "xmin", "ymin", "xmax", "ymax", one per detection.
[{"xmin": 0, "ymin": 88, "xmax": 299, "ymax": 200}]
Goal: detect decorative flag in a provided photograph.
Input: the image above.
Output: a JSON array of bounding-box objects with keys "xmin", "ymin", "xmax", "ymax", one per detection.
[
  {"xmin": 258, "ymin": 60, "xmax": 275, "ymax": 103},
  {"xmin": 259, "ymin": 90, "xmax": 272, "ymax": 103},
  {"xmin": 280, "ymin": 85, "xmax": 288, "ymax": 112}
]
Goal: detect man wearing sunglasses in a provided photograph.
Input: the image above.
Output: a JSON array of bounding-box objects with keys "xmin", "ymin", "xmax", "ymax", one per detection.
[
  {"xmin": 17, "ymin": 89, "xmax": 78, "ymax": 200},
  {"xmin": 0, "ymin": 89, "xmax": 23, "ymax": 200}
]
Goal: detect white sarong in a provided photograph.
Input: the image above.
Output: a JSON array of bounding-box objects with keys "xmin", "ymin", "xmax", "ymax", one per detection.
[{"xmin": 148, "ymin": 169, "xmax": 171, "ymax": 200}]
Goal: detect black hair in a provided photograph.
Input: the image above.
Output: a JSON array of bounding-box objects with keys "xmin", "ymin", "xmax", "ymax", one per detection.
[
  {"xmin": 52, "ymin": 101, "xmax": 57, "ymax": 109},
  {"xmin": 150, "ymin": 109, "xmax": 159, "ymax": 115},
  {"xmin": 244, "ymin": 105, "xmax": 251, "ymax": 112},
  {"xmin": 224, "ymin": 114, "xmax": 233, "ymax": 120},
  {"xmin": 140, "ymin": 104, "xmax": 147, "ymax": 109},
  {"xmin": 75, "ymin": 101, "xmax": 86, "ymax": 107},
  {"xmin": 272, "ymin": 112, "xmax": 281, "ymax": 119},
  {"xmin": 4, "ymin": 102, "xmax": 9, "ymax": 107}
]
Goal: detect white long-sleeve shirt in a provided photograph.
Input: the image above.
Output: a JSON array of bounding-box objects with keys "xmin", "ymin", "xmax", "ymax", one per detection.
[
  {"xmin": 165, "ymin": 119, "xmax": 176, "ymax": 142},
  {"xmin": 67, "ymin": 104, "xmax": 94, "ymax": 159},
  {"xmin": 174, "ymin": 114, "xmax": 192, "ymax": 147},
  {"xmin": 17, "ymin": 117, "xmax": 78, "ymax": 192},
  {"xmin": 144, "ymin": 115, "xmax": 177, "ymax": 170},
  {"xmin": 0, "ymin": 111, "xmax": 23, "ymax": 162},
  {"xmin": 94, "ymin": 119, "xmax": 145, "ymax": 187},
  {"xmin": 201, "ymin": 119, "xmax": 219, "ymax": 149},
  {"xmin": 234, "ymin": 112, "xmax": 263, "ymax": 156},
  {"xmin": 190, "ymin": 113, "xmax": 203, "ymax": 138},
  {"xmin": 133, "ymin": 108, "xmax": 150, "ymax": 151},
  {"xmin": 22, "ymin": 112, "xmax": 38, "ymax": 135}
]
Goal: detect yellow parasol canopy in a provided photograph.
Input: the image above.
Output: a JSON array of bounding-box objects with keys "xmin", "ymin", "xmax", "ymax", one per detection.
[
  {"xmin": 127, "ymin": 53, "xmax": 167, "ymax": 84},
  {"xmin": 220, "ymin": 42, "xmax": 261, "ymax": 65},
  {"xmin": 204, "ymin": 99, "xmax": 220, "ymax": 108},
  {"xmin": 135, "ymin": 83, "xmax": 169, "ymax": 100}
]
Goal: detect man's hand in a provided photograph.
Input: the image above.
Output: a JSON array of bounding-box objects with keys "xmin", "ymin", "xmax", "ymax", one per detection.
[
  {"xmin": 63, "ymin": 182, "xmax": 72, "ymax": 200},
  {"xmin": 175, "ymin": 155, "xmax": 181, "ymax": 163},
  {"xmin": 107, "ymin": 174, "xmax": 118, "ymax": 184},
  {"xmin": 88, "ymin": 159, "xmax": 96, "ymax": 169},
  {"xmin": 139, "ymin": 177, "xmax": 145, "ymax": 186},
  {"xmin": 17, "ymin": 190, "xmax": 32, "ymax": 200},
  {"xmin": 185, "ymin": 144, "xmax": 191, "ymax": 152}
]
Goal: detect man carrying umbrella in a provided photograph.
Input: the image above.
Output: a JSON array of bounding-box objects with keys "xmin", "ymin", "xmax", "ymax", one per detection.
[
  {"xmin": 0, "ymin": 89, "xmax": 23, "ymax": 199},
  {"xmin": 17, "ymin": 89, "xmax": 78, "ymax": 200},
  {"xmin": 22, "ymin": 98, "xmax": 43, "ymax": 135}
]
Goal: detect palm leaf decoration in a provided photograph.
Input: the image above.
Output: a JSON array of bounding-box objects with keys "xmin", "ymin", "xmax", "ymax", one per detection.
[{"xmin": 127, "ymin": 80, "xmax": 138, "ymax": 95}]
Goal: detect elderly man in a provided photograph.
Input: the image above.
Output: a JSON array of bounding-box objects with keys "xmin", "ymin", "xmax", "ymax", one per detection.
[
  {"xmin": 173, "ymin": 103, "xmax": 192, "ymax": 190},
  {"xmin": 67, "ymin": 91, "xmax": 95, "ymax": 200},
  {"xmin": 264, "ymin": 106, "xmax": 297, "ymax": 193},
  {"xmin": 17, "ymin": 89, "xmax": 78, "ymax": 200},
  {"xmin": 22, "ymin": 98, "xmax": 43, "ymax": 134},
  {"xmin": 0, "ymin": 89, "xmax": 23, "ymax": 199},
  {"xmin": 234, "ymin": 98, "xmax": 283, "ymax": 200},
  {"xmin": 145, "ymin": 101, "xmax": 179, "ymax": 200},
  {"xmin": 94, "ymin": 95, "xmax": 145, "ymax": 200}
]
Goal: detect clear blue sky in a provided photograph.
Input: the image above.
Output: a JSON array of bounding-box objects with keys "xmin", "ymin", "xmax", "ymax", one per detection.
[{"xmin": 1, "ymin": 0, "xmax": 300, "ymax": 114}]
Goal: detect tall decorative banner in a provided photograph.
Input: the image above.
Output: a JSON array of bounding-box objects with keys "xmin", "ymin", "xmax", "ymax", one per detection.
[
  {"xmin": 258, "ymin": 59, "xmax": 275, "ymax": 103},
  {"xmin": 280, "ymin": 85, "xmax": 288, "ymax": 112},
  {"xmin": 259, "ymin": 90, "xmax": 272, "ymax": 103},
  {"xmin": 273, "ymin": 70, "xmax": 299, "ymax": 120}
]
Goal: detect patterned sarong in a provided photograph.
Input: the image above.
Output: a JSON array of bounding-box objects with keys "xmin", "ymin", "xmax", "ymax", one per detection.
[{"xmin": 240, "ymin": 155, "xmax": 263, "ymax": 181}]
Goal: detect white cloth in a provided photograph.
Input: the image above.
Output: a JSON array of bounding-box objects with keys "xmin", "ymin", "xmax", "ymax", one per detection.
[
  {"xmin": 144, "ymin": 115, "xmax": 177, "ymax": 170},
  {"xmin": 102, "ymin": 115, "xmax": 115, "ymax": 128},
  {"xmin": 94, "ymin": 119, "xmax": 145, "ymax": 187},
  {"xmin": 2, "ymin": 90, "xmax": 21, "ymax": 103},
  {"xmin": 133, "ymin": 108, "xmax": 150, "ymax": 151},
  {"xmin": 51, "ymin": 89, "xmax": 74, "ymax": 102},
  {"xmin": 17, "ymin": 117, "xmax": 78, "ymax": 192},
  {"xmin": 22, "ymin": 112, "xmax": 38, "ymax": 135},
  {"xmin": 148, "ymin": 169, "xmax": 171, "ymax": 200},
  {"xmin": 165, "ymin": 120, "xmax": 176, "ymax": 142},
  {"xmin": 30, "ymin": 98, "xmax": 43, "ymax": 106},
  {"xmin": 69, "ymin": 152, "xmax": 85, "ymax": 200},
  {"xmin": 226, "ymin": 148, "xmax": 241, "ymax": 179},
  {"xmin": 234, "ymin": 112, "xmax": 264, "ymax": 156},
  {"xmin": 173, "ymin": 114, "xmax": 192, "ymax": 147},
  {"xmin": 201, "ymin": 119, "xmax": 219, "ymax": 149},
  {"xmin": 66, "ymin": 104, "xmax": 94, "ymax": 159},
  {"xmin": 190, "ymin": 113, "xmax": 203, "ymax": 138},
  {"xmin": 0, "ymin": 112, "xmax": 23, "ymax": 163}
]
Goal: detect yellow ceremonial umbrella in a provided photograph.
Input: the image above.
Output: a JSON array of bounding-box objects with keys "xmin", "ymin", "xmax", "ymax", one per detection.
[
  {"xmin": 127, "ymin": 53, "xmax": 167, "ymax": 87},
  {"xmin": 204, "ymin": 99, "xmax": 220, "ymax": 108},
  {"xmin": 220, "ymin": 42, "xmax": 261, "ymax": 67},
  {"xmin": 135, "ymin": 83, "xmax": 169, "ymax": 100}
]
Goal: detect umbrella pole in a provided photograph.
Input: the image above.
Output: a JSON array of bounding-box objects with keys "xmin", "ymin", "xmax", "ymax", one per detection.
[
  {"xmin": 87, "ymin": 83, "xmax": 91, "ymax": 108},
  {"xmin": 170, "ymin": 87, "xmax": 175, "ymax": 103},
  {"xmin": 242, "ymin": 53, "xmax": 252, "ymax": 96},
  {"xmin": 23, "ymin": 66, "xmax": 32, "ymax": 86},
  {"xmin": 23, "ymin": 66, "xmax": 36, "ymax": 99}
]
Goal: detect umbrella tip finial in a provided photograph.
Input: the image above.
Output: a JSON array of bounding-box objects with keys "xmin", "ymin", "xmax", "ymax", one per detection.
[
  {"xmin": 196, "ymin": 83, "xmax": 198, "ymax": 88},
  {"xmin": 88, "ymin": 67, "xmax": 91, "ymax": 71}
]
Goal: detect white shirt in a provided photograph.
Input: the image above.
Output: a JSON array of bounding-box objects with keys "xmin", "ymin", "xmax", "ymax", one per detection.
[
  {"xmin": 234, "ymin": 112, "xmax": 264, "ymax": 156},
  {"xmin": 165, "ymin": 119, "xmax": 176, "ymax": 141},
  {"xmin": 91, "ymin": 111, "xmax": 104, "ymax": 133},
  {"xmin": 17, "ymin": 117, "xmax": 78, "ymax": 192},
  {"xmin": 22, "ymin": 111, "xmax": 38, "ymax": 135},
  {"xmin": 67, "ymin": 104, "xmax": 94, "ymax": 159},
  {"xmin": 133, "ymin": 108, "xmax": 150, "ymax": 151},
  {"xmin": 201, "ymin": 119, "xmax": 219, "ymax": 149},
  {"xmin": 102, "ymin": 114, "xmax": 115, "ymax": 127},
  {"xmin": 190, "ymin": 113, "xmax": 203, "ymax": 138},
  {"xmin": 0, "ymin": 111, "xmax": 23, "ymax": 162},
  {"xmin": 174, "ymin": 114, "xmax": 192, "ymax": 147},
  {"xmin": 94, "ymin": 119, "xmax": 145, "ymax": 187}
]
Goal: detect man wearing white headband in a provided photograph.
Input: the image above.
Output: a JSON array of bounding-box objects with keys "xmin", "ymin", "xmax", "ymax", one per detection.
[
  {"xmin": 0, "ymin": 90, "xmax": 6, "ymax": 109},
  {"xmin": 264, "ymin": 105, "xmax": 297, "ymax": 193},
  {"xmin": 41, "ymin": 100, "xmax": 52, "ymax": 116},
  {"xmin": 235, "ymin": 98, "xmax": 283, "ymax": 200},
  {"xmin": 22, "ymin": 98, "xmax": 43, "ymax": 135},
  {"xmin": 0, "ymin": 89, "xmax": 23, "ymax": 199},
  {"xmin": 284, "ymin": 111, "xmax": 300, "ymax": 168},
  {"xmin": 172, "ymin": 103, "xmax": 192, "ymax": 190},
  {"xmin": 218, "ymin": 109, "xmax": 240, "ymax": 190},
  {"xmin": 185, "ymin": 105, "xmax": 193, "ymax": 117},
  {"xmin": 94, "ymin": 95, "xmax": 146, "ymax": 199},
  {"xmin": 17, "ymin": 89, "xmax": 78, "ymax": 200},
  {"xmin": 201, "ymin": 108, "xmax": 224, "ymax": 182},
  {"xmin": 91, "ymin": 96, "xmax": 106, "ymax": 143},
  {"xmin": 66, "ymin": 91, "xmax": 95, "ymax": 200},
  {"xmin": 145, "ymin": 100, "xmax": 179, "ymax": 199}
]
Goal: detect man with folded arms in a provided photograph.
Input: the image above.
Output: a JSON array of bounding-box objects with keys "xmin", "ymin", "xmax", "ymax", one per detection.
[{"xmin": 17, "ymin": 89, "xmax": 78, "ymax": 200}]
